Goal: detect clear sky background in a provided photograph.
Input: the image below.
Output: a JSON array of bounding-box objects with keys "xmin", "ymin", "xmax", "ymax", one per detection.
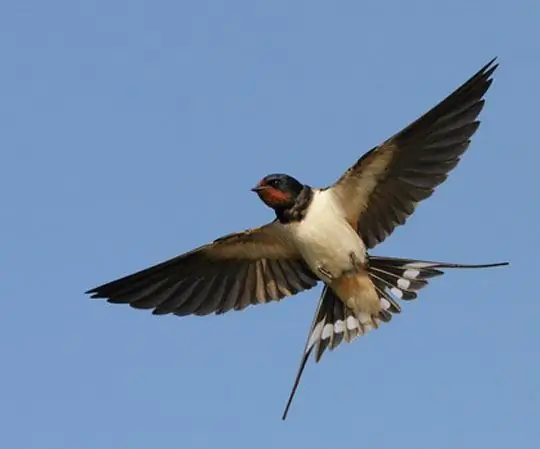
[{"xmin": 1, "ymin": 1, "xmax": 538, "ymax": 448}]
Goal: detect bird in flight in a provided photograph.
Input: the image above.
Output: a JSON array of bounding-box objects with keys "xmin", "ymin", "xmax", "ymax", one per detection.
[{"xmin": 86, "ymin": 58, "xmax": 508, "ymax": 420}]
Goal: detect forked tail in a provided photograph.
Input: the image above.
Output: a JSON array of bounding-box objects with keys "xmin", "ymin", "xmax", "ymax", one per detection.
[
  {"xmin": 281, "ymin": 256, "xmax": 509, "ymax": 420},
  {"xmin": 368, "ymin": 256, "xmax": 509, "ymax": 307}
]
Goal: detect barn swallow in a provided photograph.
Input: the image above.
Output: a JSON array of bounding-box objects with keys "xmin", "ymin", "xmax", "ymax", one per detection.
[{"xmin": 86, "ymin": 58, "xmax": 508, "ymax": 420}]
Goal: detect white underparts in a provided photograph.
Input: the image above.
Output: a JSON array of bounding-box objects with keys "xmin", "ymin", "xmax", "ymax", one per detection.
[{"xmin": 287, "ymin": 189, "xmax": 366, "ymax": 281}]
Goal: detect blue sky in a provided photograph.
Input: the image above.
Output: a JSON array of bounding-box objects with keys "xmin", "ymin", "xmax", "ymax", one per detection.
[{"xmin": 1, "ymin": 1, "xmax": 539, "ymax": 448}]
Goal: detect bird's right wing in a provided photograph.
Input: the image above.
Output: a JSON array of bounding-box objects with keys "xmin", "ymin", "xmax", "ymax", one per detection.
[
  {"xmin": 86, "ymin": 220, "xmax": 319, "ymax": 316},
  {"xmin": 329, "ymin": 59, "xmax": 498, "ymax": 249}
]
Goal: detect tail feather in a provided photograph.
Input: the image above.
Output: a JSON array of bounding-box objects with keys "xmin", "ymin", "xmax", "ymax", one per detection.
[
  {"xmin": 368, "ymin": 256, "xmax": 508, "ymax": 302},
  {"xmin": 281, "ymin": 255, "xmax": 508, "ymax": 420}
]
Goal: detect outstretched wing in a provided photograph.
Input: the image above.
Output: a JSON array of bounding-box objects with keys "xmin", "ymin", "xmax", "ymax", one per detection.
[
  {"xmin": 330, "ymin": 59, "xmax": 498, "ymax": 248},
  {"xmin": 86, "ymin": 221, "xmax": 319, "ymax": 316}
]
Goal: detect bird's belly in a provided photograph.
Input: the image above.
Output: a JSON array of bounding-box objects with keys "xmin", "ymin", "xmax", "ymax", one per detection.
[
  {"xmin": 330, "ymin": 272, "xmax": 381, "ymax": 315},
  {"xmin": 291, "ymin": 216, "xmax": 366, "ymax": 280}
]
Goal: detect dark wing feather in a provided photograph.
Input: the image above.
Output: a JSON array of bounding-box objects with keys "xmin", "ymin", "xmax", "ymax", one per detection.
[
  {"xmin": 86, "ymin": 221, "xmax": 319, "ymax": 316},
  {"xmin": 330, "ymin": 58, "xmax": 498, "ymax": 248}
]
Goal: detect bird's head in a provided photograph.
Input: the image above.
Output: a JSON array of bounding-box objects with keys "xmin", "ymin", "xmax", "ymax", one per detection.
[{"xmin": 251, "ymin": 173, "xmax": 305, "ymax": 210}]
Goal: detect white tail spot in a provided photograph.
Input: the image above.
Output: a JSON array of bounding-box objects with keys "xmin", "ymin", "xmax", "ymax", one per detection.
[
  {"xmin": 322, "ymin": 323, "xmax": 334, "ymax": 340},
  {"xmin": 404, "ymin": 262, "xmax": 437, "ymax": 269},
  {"xmin": 307, "ymin": 321, "xmax": 324, "ymax": 349},
  {"xmin": 346, "ymin": 316, "xmax": 358, "ymax": 330},
  {"xmin": 397, "ymin": 278, "xmax": 411, "ymax": 290},
  {"xmin": 403, "ymin": 269, "xmax": 420, "ymax": 279}
]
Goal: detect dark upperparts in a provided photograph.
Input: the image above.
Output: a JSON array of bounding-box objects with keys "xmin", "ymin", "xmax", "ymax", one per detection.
[{"xmin": 251, "ymin": 173, "xmax": 314, "ymax": 223}]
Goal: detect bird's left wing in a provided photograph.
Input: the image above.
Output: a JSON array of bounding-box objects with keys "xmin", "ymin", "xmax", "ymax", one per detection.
[
  {"xmin": 329, "ymin": 59, "xmax": 498, "ymax": 249},
  {"xmin": 86, "ymin": 221, "xmax": 319, "ymax": 316}
]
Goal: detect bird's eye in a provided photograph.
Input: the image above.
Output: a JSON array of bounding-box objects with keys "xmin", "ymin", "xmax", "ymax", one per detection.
[{"xmin": 270, "ymin": 179, "xmax": 281, "ymax": 188}]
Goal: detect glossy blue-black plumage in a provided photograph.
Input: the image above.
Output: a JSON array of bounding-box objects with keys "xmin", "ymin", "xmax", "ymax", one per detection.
[{"xmin": 258, "ymin": 173, "xmax": 304, "ymax": 197}]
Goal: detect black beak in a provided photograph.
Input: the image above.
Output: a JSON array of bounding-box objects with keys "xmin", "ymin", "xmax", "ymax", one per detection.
[{"xmin": 251, "ymin": 185, "xmax": 267, "ymax": 193}]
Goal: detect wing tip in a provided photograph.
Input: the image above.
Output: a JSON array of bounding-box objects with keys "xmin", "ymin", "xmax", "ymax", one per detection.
[
  {"xmin": 475, "ymin": 57, "xmax": 499, "ymax": 90},
  {"xmin": 477, "ymin": 57, "xmax": 498, "ymax": 80},
  {"xmin": 483, "ymin": 56, "xmax": 499, "ymax": 72},
  {"xmin": 85, "ymin": 288, "xmax": 102, "ymax": 299}
]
